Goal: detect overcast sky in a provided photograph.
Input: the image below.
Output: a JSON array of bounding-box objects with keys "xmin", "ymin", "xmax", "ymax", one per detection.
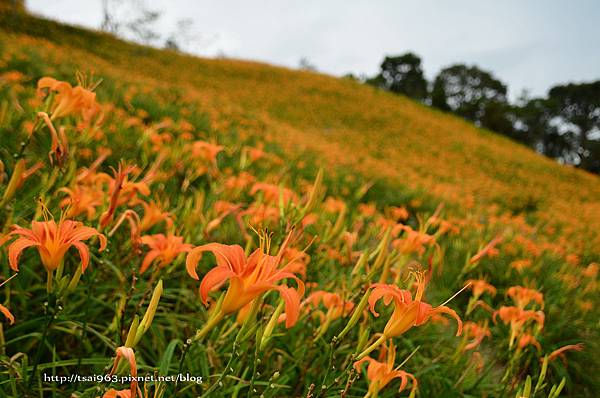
[{"xmin": 26, "ymin": 0, "xmax": 600, "ymax": 100}]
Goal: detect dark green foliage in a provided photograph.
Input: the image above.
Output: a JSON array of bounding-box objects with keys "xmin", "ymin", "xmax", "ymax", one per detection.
[
  {"xmin": 547, "ymin": 82, "xmax": 600, "ymax": 172},
  {"xmin": 369, "ymin": 53, "xmax": 428, "ymax": 101},
  {"xmin": 431, "ymin": 64, "xmax": 509, "ymax": 129}
]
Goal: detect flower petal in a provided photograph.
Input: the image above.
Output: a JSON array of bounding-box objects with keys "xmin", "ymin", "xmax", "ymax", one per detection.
[
  {"xmin": 186, "ymin": 243, "xmax": 245, "ymax": 280},
  {"xmin": 140, "ymin": 250, "xmax": 161, "ymax": 274},
  {"xmin": 73, "ymin": 241, "xmax": 92, "ymax": 273},
  {"xmin": 199, "ymin": 266, "xmax": 235, "ymax": 304},
  {"xmin": 0, "ymin": 304, "xmax": 15, "ymax": 325},
  {"xmin": 430, "ymin": 305, "xmax": 463, "ymax": 336},
  {"xmin": 8, "ymin": 237, "xmax": 40, "ymax": 271},
  {"xmin": 276, "ymin": 285, "xmax": 302, "ymax": 328}
]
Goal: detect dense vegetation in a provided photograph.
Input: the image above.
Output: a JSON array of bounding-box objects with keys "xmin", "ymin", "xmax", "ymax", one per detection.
[
  {"xmin": 0, "ymin": 8, "xmax": 598, "ymax": 398},
  {"xmin": 367, "ymin": 53, "xmax": 600, "ymax": 173}
]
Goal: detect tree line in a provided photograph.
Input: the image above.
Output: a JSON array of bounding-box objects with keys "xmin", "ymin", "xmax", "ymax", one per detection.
[{"xmin": 363, "ymin": 53, "xmax": 600, "ymax": 174}]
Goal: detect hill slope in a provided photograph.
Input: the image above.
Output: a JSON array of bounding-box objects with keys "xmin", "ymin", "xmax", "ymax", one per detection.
[
  {"xmin": 0, "ymin": 9, "xmax": 599, "ymax": 397},
  {"xmin": 2, "ymin": 10, "xmax": 599, "ymax": 254}
]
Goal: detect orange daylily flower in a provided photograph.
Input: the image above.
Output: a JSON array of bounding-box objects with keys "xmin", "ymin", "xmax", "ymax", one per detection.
[
  {"xmin": 358, "ymin": 203, "xmax": 377, "ymax": 217},
  {"xmin": 245, "ymin": 145, "xmax": 267, "ymax": 163},
  {"xmin": 301, "ymin": 213, "xmax": 318, "ymax": 228},
  {"xmin": 186, "ymin": 232, "xmax": 304, "ymax": 328},
  {"xmin": 546, "ymin": 343, "xmax": 584, "ymax": 365},
  {"xmin": 59, "ymin": 185, "xmax": 103, "ymax": 219},
  {"xmin": 99, "ymin": 164, "xmax": 150, "ymax": 228},
  {"xmin": 354, "ymin": 342, "xmax": 418, "ymax": 398},
  {"xmin": 140, "ymin": 233, "xmax": 192, "ymax": 274},
  {"xmin": 493, "ymin": 306, "xmax": 545, "ymax": 348},
  {"xmin": 304, "ymin": 290, "xmax": 354, "ymax": 324},
  {"xmin": 118, "ymin": 177, "xmax": 151, "ymax": 206},
  {"xmin": 139, "ymin": 201, "xmax": 173, "ymax": 232},
  {"xmin": 37, "ymin": 77, "xmax": 102, "ymax": 122},
  {"xmin": 463, "ymin": 321, "xmax": 491, "ymax": 350},
  {"xmin": 282, "ymin": 247, "xmax": 311, "ymax": 278},
  {"xmin": 324, "ymin": 197, "xmax": 346, "ymax": 213},
  {"xmin": 465, "ymin": 279, "xmax": 497, "ymax": 299},
  {"xmin": 12, "ymin": 160, "xmax": 44, "ymax": 190},
  {"xmin": 465, "ymin": 279, "xmax": 496, "ymax": 315},
  {"xmin": 250, "ymin": 182, "xmax": 298, "ymax": 205},
  {"xmin": 469, "ymin": 235, "xmax": 502, "ymax": 264},
  {"xmin": 99, "ymin": 164, "xmax": 132, "ymax": 228},
  {"xmin": 471, "ymin": 299, "xmax": 495, "ymax": 313},
  {"xmin": 109, "ymin": 346, "xmax": 139, "ymax": 398},
  {"xmin": 392, "ymin": 225, "xmax": 436, "ymax": 256},
  {"xmin": 427, "ymin": 216, "xmax": 459, "ymax": 235},
  {"xmin": 0, "ymin": 71, "xmax": 25, "ymax": 83},
  {"xmin": 109, "ymin": 210, "xmax": 142, "ymax": 253},
  {"xmin": 0, "ymin": 304, "xmax": 15, "ymax": 324},
  {"xmin": 6, "ymin": 218, "xmax": 107, "ymax": 273},
  {"xmin": 506, "ymin": 286, "xmax": 544, "ymax": 309},
  {"xmin": 148, "ymin": 131, "xmax": 172, "ymax": 152},
  {"xmin": 241, "ymin": 203, "xmax": 280, "ymax": 226},
  {"xmin": 518, "ymin": 333, "xmax": 541, "ymax": 351},
  {"xmin": 100, "ymin": 389, "xmax": 131, "ymax": 398},
  {"xmin": 75, "ymin": 147, "xmax": 111, "ymax": 184},
  {"xmin": 582, "ymin": 263, "xmax": 598, "ymax": 278},
  {"xmin": 205, "ymin": 201, "xmax": 244, "ymax": 235},
  {"xmin": 36, "ymin": 111, "xmax": 70, "ymax": 166},
  {"xmin": 389, "ymin": 206, "xmax": 409, "ymax": 221},
  {"xmin": 0, "ymin": 159, "xmax": 43, "ymax": 205},
  {"xmin": 510, "ymin": 259, "xmax": 532, "ymax": 272},
  {"xmin": 565, "ymin": 254, "xmax": 579, "ymax": 266},
  {"xmin": 190, "ymin": 140, "xmax": 224, "ymax": 164},
  {"xmin": 368, "ymin": 273, "xmax": 462, "ymax": 340},
  {"xmin": 224, "ymin": 172, "xmax": 256, "ymax": 192}
]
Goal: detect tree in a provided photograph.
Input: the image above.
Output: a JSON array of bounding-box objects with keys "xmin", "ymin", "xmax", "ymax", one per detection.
[
  {"xmin": 370, "ymin": 53, "xmax": 428, "ymax": 101},
  {"xmin": 513, "ymin": 97, "xmax": 551, "ymax": 147},
  {"xmin": 299, "ymin": 57, "xmax": 317, "ymax": 72},
  {"xmin": 546, "ymin": 81, "xmax": 600, "ymax": 172},
  {"xmin": 100, "ymin": 0, "xmax": 161, "ymax": 45},
  {"xmin": 431, "ymin": 64, "xmax": 510, "ymax": 132}
]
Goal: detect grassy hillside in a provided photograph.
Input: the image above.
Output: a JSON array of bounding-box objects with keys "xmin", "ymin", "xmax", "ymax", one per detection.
[
  {"xmin": 3, "ymin": 10, "xmax": 600, "ymax": 255},
  {"xmin": 0, "ymin": 8, "xmax": 598, "ymax": 398}
]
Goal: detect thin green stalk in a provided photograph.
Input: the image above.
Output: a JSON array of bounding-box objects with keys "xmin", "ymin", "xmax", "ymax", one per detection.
[
  {"xmin": 30, "ymin": 299, "xmax": 59, "ymax": 388},
  {"xmin": 201, "ymin": 341, "xmax": 239, "ymax": 397},
  {"xmin": 46, "ymin": 271, "xmax": 53, "ymax": 294},
  {"xmin": 73, "ymin": 269, "xmax": 96, "ymax": 391}
]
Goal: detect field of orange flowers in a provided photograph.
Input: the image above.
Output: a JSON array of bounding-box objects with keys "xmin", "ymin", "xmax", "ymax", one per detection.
[{"xmin": 0, "ymin": 8, "xmax": 598, "ymax": 398}]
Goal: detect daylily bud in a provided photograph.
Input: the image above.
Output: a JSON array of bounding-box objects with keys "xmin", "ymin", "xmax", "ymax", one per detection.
[
  {"xmin": 135, "ymin": 280, "xmax": 163, "ymax": 345},
  {"xmin": 1, "ymin": 159, "xmax": 26, "ymax": 205},
  {"xmin": 300, "ymin": 167, "xmax": 324, "ymax": 218},
  {"xmin": 373, "ymin": 227, "xmax": 392, "ymax": 276},
  {"xmin": 351, "ymin": 250, "xmax": 369, "ymax": 276},
  {"xmin": 356, "ymin": 326, "xmax": 371, "ymax": 355},
  {"xmin": 335, "ymin": 287, "xmax": 370, "ymax": 343},
  {"xmin": 124, "ymin": 315, "xmax": 140, "ymax": 348},
  {"xmin": 521, "ymin": 375, "xmax": 533, "ymax": 398},
  {"xmin": 260, "ymin": 300, "xmax": 285, "ymax": 351}
]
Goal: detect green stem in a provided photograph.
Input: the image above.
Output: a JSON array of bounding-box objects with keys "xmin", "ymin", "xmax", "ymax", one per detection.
[
  {"xmin": 201, "ymin": 340, "xmax": 239, "ymax": 397},
  {"xmin": 30, "ymin": 301, "xmax": 58, "ymax": 388},
  {"xmin": 194, "ymin": 310, "xmax": 224, "ymax": 342},
  {"xmin": 73, "ymin": 269, "xmax": 96, "ymax": 391},
  {"xmin": 318, "ymin": 342, "xmax": 336, "ymax": 395},
  {"xmin": 46, "ymin": 271, "xmax": 53, "ymax": 294},
  {"xmin": 355, "ymin": 334, "xmax": 387, "ymax": 361},
  {"xmin": 176, "ymin": 309, "xmax": 225, "ymax": 392},
  {"xmin": 246, "ymin": 347, "xmax": 260, "ymax": 398}
]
